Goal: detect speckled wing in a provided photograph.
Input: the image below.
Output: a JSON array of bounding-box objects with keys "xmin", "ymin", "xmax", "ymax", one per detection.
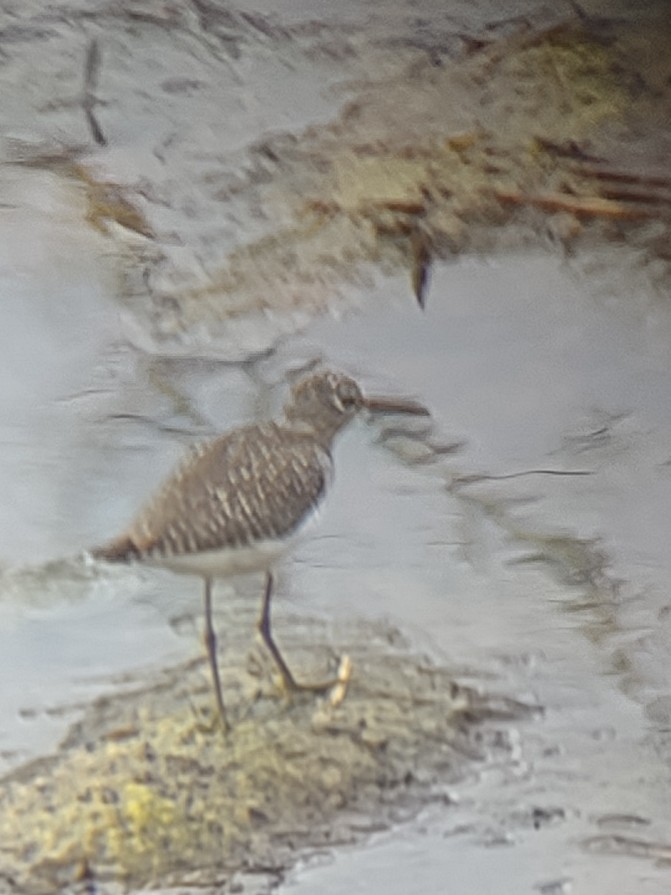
[{"xmin": 92, "ymin": 422, "xmax": 332, "ymax": 562}]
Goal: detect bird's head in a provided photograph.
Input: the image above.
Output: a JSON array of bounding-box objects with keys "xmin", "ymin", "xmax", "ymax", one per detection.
[{"xmin": 284, "ymin": 370, "xmax": 429, "ymax": 440}]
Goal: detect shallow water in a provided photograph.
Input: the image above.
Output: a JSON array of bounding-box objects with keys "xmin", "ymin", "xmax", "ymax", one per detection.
[
  {"xmin": 274, "ymin": 251, "xmax": 671, "ymax": 893},
  {"xmin": 2, "ymin": 219, "xmax": 671, "ymax": 891}
]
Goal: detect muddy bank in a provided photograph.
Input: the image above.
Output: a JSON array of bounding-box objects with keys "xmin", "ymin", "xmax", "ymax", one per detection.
[
  {"xmin": 0, "ymin": 595, "xmax": 530, "ymax": 894},
  {"xmin": 2, "ymin": 2, "xmax": 670, "ymax": 356}
]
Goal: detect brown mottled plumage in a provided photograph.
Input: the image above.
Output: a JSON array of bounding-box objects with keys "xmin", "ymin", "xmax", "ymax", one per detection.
[
  {"xmin": 93, "ymin": 422, "xmax": 330, "ymax": 564},
  {"xmin": 91, "ymin": 370, "xmax": 429, "ymax": 730}
]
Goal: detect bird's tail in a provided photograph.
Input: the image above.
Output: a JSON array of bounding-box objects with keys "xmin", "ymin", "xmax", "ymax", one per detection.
[{"xmin": 90, "ymin": 534, "xmax": 142, "ymax": 563}]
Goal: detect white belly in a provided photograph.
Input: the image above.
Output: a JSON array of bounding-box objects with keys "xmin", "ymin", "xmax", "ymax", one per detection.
[{"xmin": 144, "ymin": 536, "xmax": 291, "ymax": 578}]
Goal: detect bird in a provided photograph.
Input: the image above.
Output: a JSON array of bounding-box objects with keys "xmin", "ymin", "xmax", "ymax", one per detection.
[{"xmin": 91, "ymin": 370, "xmax": 429, "ymax": 730}]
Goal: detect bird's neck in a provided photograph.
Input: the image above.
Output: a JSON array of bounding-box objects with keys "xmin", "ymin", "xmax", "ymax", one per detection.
[{"xmin": 277, "ymin": 414, "xmax": 346, "ymax": 449}]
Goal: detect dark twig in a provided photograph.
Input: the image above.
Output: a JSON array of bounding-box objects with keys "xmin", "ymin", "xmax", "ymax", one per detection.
[{"xmin": 83, "ymin": 39, "xmax": 107, "ymax": 146}]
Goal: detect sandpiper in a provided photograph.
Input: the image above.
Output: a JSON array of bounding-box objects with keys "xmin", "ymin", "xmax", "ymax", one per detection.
[{"xmin": 92, "ymin": 370, "xmax": 429, "ymax": 729}]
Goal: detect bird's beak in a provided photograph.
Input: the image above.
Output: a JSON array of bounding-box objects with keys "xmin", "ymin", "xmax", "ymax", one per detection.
[{"xmin": 363, "ymin": 395, "xmax": 431, "ymax": 416}]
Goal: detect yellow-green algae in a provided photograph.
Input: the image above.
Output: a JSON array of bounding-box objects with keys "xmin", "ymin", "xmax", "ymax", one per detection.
[{"xmin": 0, "ymin": 617, "xmax": 530, "ymax": 893}]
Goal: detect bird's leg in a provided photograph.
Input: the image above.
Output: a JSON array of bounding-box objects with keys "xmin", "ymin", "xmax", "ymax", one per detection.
[
  {"xmin": 203, "ymin": 576, "xmax": 230, "ymax": 731},
  {"xmin": 258, "ymin": 571, "xmax": 344, "ymax": 694},
  {"xmin": 258, "ymin": 571, "xmax": 299, "ymax": 691}
]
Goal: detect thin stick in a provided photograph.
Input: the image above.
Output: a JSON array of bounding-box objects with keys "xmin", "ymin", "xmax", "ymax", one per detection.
[{"xmin": 83, "ymin": 39, "xmax": 107, "ymax": 147}]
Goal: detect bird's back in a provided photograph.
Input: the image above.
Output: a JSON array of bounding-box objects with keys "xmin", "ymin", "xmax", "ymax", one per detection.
[{"xmin": 92, "ymin": 422, "xmax": 333, "ymax": 564}]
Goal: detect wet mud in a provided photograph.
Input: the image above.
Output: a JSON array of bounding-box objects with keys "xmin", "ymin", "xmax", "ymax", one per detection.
[
  {"xmin": 3, "ymin": 3, "xmax": 670, "ymax": 355},
  {"xmin": 0, "ymin": 597, "xmax": 530, "ymax": 894}
]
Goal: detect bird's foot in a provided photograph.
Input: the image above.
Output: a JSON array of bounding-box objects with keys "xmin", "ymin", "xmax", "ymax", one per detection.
[
  {"xmin": 279, "ymin": 653, "xmax": 352, "ymax": 706},
  {"xmin": 329, "ymin": 654, "xmax": 352, "ymax": 707},
  {"xmin": 191, "ymin": 704, "xmax": 230, "ymax": 736},
  {"xmin": 190, "ymin": 700, "xmax": 231, "ymax": 736}
]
